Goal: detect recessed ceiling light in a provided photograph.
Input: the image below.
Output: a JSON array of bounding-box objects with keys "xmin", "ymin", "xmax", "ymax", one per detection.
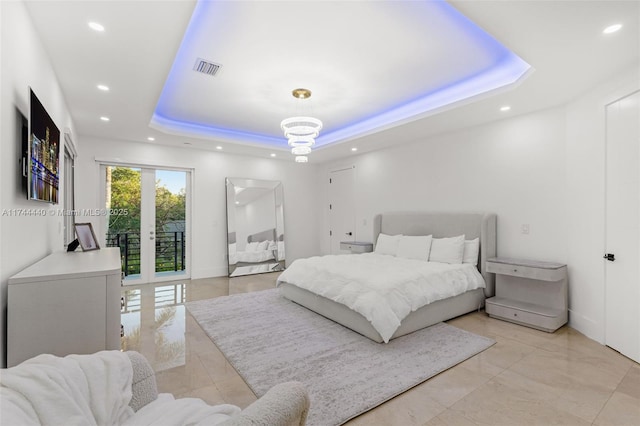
[
  {"xmin": 603, "ymin": 24, "xmax": 623, "ymax": 34},
  {"xmin": 147, "ymin": 137, "xmax": 155, "ymax": 141},
  {"xmin": 500, "ymin": 106, "xmax": 511, "ymax": 112},
  {"xmin": 351, "ymin": 147, "xmax": 358, "ymax": 152},
  {"xmin": 235, "ymin": 201, "xmax": 240, "ymax": 205},
  {"xmin": 216, "ymin": 146, "xmax": 222, "ymax": 150},
  {"xmin": 97, "ymin": 84, "xmax": 109, "ymax": 91},
  {"xmin": 100, "ymin": 116, "xmax": 110, "ymax": 122},
  {"xmin": 270, "ymin": 153, "xmax": 276, "ymax": 157},
  {"xmin": 88, "ymin": 22, "xmax": 105, "ymax": 32}
]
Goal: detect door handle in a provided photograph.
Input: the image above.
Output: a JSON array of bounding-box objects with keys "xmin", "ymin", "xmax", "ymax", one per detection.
[
  {"xmin": 345, "ymin": 232, "xmax": 353, "ymax": 236},
  {"xmin": 604, "ymin": 253, "xmax": 615, "ymax": 261},
  {"xmin": 150, "ymin": 237, "xmax": 155, "ymax": 240}
]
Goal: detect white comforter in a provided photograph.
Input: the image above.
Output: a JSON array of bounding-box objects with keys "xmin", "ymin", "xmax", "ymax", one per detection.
[{"xmin": 277, "ymin": 253, "xmax": 486, "ymax": 342}]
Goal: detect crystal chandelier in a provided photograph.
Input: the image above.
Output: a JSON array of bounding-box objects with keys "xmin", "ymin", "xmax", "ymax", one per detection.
[{"xmin": 281, "ymin": 88, "xmax": 322, "ymax": 163}]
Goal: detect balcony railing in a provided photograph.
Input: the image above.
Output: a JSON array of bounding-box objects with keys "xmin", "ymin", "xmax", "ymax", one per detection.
[{"xmin": 106, "ymin": 231, "xmax": 185, "ymax": 277}]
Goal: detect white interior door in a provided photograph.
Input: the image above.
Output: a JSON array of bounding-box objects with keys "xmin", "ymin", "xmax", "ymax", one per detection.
[
  {"xmin": 329, "ymin": 167, "xmax": 355, "ymax": 254},
  {"xmin": 605, "ymin": 90, "xmax": 640, "ymax": 363}
]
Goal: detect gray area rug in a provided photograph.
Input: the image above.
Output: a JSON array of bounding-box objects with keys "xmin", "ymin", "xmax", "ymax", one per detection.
[{"xmin": 186, "ymin": 289, "xmax": 495, "ymax": 426}]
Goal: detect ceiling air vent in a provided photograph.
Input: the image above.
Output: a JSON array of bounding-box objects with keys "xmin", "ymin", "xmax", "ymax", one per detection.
[{"xmin": 193, "ymin": 58, "xmax": 222, "ymax": 76}]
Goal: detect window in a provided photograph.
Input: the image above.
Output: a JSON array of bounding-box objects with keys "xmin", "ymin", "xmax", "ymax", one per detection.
[{"xmin": 63, "ymin": 136, "xmax": 76, "ymax": 246}]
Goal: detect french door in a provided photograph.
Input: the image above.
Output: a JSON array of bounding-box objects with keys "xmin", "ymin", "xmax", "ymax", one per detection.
[{"xmin": 102, "ymin": 165, "xmax": 191, "ymax": 285}]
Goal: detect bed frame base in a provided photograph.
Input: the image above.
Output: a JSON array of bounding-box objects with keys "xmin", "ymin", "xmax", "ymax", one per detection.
[{"xmin": 279, "ymin": 283, "xmax": 485, "ymax": 343}]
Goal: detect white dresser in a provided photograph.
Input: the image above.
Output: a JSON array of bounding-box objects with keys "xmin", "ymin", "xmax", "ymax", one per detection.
[
  {"xmin": 485, "ymin": 257, "xmax": 568, "ymax": 332},
  {"xmin": 8, "ymin": 248, "xmax": 122, "ymax": 367}
]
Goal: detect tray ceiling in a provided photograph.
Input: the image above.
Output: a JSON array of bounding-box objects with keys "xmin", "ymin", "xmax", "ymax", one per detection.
[{"xmin": 151, "ymin": 1, "xmax": 531, "ymax": 149}]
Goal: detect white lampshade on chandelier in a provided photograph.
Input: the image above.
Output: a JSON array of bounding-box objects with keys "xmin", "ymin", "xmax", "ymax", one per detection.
[{"xmin": 281, "ymin": 88, "xmax": 322, "ymax": 163}]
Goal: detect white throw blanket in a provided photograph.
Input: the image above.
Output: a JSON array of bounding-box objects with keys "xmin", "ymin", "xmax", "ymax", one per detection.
[
  {"xmin": 122, "ymin": 394, "xmax": 239, "ymax": 426},
  {"xmin": 277, "ymin": 253, "xmax": 486, "ymax": 342},
  {"xmin": 0, "ymin": 351, "xmax": 134, "ymax": 425},
  {"xmin": 1, "ymin": 351, "xmax": 240, "ymax": 426}
]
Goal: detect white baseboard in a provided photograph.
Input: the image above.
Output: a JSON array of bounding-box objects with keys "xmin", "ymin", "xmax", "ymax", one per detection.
[
  {"xmin": 192, "ymin": 266, "xmax": 228, "ymax": 279},
  {"xmin": 568, "ymin": 309, "xmax": 604, "ymax": 344}
]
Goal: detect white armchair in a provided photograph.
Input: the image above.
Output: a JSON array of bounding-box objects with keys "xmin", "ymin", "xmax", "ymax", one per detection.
[{"xmin": 1, "ymin": 350, "xmax": 310, "ymax": 426}]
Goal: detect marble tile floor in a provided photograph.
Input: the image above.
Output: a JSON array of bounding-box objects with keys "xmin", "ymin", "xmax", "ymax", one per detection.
[{"xmin": 121, "ymin": 274, "xmax": 640, "ymax": 426}]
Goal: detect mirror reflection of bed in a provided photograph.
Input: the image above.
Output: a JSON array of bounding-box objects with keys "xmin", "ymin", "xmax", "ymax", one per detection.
[{"xmin": 226, "ymin": 178, "xmax": 285, "ymax": 277}]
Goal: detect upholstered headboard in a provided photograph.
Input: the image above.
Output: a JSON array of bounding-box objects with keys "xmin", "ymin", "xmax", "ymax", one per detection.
[
  {"xmin": 373, "ymin": 212, "xmax": 497, "ymax": 297},
  {"xmin": 247, "ymin": 228, "xmax": 277, "ymax": 243}
]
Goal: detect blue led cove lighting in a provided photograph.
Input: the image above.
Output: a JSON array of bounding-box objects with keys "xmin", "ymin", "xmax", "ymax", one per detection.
[{"xmin": 151, "ymin": 1, "xmax": 531, "ymax": 150}]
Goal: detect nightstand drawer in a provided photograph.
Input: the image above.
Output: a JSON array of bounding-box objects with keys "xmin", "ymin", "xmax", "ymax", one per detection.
[
  {"xmin": 340, "ymin": 242, "xmax": 373, "ymax": 253},
  {"xmin": 486, "ymin": 297, "xmax": 567, "ymax": 332},
  {"xmin": 486, "ymin": 260, "xmax": 565, "ymax": 281}
]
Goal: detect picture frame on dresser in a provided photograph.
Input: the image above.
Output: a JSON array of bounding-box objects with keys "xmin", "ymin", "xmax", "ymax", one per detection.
[{"xmin": 75, "ymin": 222, "xmax": 100, "ymax": 251}]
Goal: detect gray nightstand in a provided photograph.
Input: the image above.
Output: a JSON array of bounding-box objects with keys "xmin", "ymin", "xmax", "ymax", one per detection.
[
  {"xmin": 485, "ymin": 257, "xmax": 568, "ymax": 332},
  {"xmin": 340, "ymin": 241, "xmax": 373, "ymax": 254}
]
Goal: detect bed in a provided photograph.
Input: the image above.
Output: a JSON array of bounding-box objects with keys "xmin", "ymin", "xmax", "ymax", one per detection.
[{"xmin": 277, "ymin": 211, "xmax": 496, "ymax": 343}]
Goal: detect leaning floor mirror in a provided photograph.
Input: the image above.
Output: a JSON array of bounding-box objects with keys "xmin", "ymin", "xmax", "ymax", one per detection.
[{"xmin": 226, "ymin": 178, "xmax": 285, "ymax": 277}]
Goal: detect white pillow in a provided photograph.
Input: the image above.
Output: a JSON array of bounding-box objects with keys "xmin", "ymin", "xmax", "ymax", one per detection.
[
  {"xmin": 463, "ymin": 238, "xmax": 480, "ymax": 266},
  {"xmin": 374, "ymin": 233, "xmax": 402, "ymax": 256},
  {"xmin": 245, "ymin": 242, "xmax": 259, "ymax": 252},
  {"xmin": 397, "ymin": 235, "xmax": 433, "ymax": 261},
  {"xmin": 429, "ymin": 235, "xmax": 465, "ymax": 264},
  {"xmin": 257, "ymin": 240, "xmax": 269, "ymax": 251}
]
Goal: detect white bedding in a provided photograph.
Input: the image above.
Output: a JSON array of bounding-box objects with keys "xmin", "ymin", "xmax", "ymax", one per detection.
[{"xmin": 276, "ymin": 253, "xmax": 485, "ymax": 342}]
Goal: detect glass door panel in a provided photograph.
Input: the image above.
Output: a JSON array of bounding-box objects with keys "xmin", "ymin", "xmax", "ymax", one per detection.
[
  {"xmin": 105, "ymin": 166, "xmax": 142, "ymax": 280},
  {"xmin": 154, "ymin": 170, "xmax": 187, "ymax": 280}
]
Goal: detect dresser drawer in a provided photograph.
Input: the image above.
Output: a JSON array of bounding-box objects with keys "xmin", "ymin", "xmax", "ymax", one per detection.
[{"xmin": 486, "ymin": 261, "xmax": 565, "ymax": 281}]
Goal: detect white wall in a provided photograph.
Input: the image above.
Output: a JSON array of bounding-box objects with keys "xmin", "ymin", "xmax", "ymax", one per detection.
[
  {"xmin": 320, "ymin": 107, "xmax": 568, "ymax": 263},
  {"xmin": 565, "ymin": 65, "xmax": 640, "ymax": 343},
  {"xmin": 0, "ymin": 1, "xmax": 77, "ymax": 367},
  {"xmin": 75, "ymin": 137, "xmax": 321, "ymax": 278}
]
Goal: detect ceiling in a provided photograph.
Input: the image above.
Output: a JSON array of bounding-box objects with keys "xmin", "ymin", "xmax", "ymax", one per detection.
[
  {"xmin": 151, "ymin": 1, "xmax": 531, "ymax": 150},
  {"xmin": 24, "ymin": 1, "xmax": 639, "ymax": 164}
]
